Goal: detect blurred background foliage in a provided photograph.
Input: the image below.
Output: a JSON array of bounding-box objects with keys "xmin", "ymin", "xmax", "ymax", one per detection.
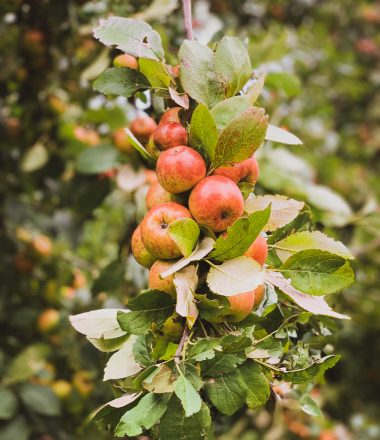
[{"xmin": 0, "ymin": 0, "xmax": 379, "ymax": 439}]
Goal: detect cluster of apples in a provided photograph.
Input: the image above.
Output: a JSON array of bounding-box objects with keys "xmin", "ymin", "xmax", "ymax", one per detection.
[{"xmin": 131, "ymin": 106, "xmax": 268, "ymax": 322}]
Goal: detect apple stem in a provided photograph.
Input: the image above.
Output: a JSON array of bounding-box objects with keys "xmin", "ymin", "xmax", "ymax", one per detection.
[
  {"xmin": 175, "ymin": 325, "xmax": 190, "ymax": 363},
  {"xmin": 182, "ymin": 0, "xmax": 194, "ymax": 40}
]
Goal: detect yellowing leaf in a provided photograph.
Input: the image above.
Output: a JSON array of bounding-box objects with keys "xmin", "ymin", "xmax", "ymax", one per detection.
[
  {"xmin": 103, "ymin": 337, "xmax": 142, "ymax": 381},
  {"xmin": 143, "ymin": 365, "xmax": 175, "ymax": 393},
  {"xmin": 174, "ymin": 265, "xmax": 199, "ymax": 328}
]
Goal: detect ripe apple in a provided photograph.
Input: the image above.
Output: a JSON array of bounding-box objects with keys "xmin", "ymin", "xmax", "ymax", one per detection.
[
  {"xmin": 113, "ymin": 53, "xmax": 138, "ymax": 70},
  {"xmin": 156, "ymin": 146, "xmax": 206, "ymax": 194},
  {"xmin": 37, "ymin": 309, "xmax": 60, "ymax": 333},
  {"xmin": 153, "ymin": 122, "xmax": 188, "ymax": 150},
  {"xmin": 130, "ymin": 116, "xmax": 158, "ymax": 143},
  {"xmin": 146, "ymin": 180, "xmax": 177, "ymax": 210},
  {"xmin": 113, "ymin": 127, "xmax": 133, "ymax": 153},
  {"xmin": 253, "ymin": 284, "xmax": 265, "ymax": 308},
  {"xmin": 189, "ymin": 175, "xmax": 244, "ymax": 232},
  {"xmin": 148, "ymin": 260, "xmax": 176, "ymax": 297},
  {"xmin": 227, "ymin": 291, "xmax": 255, "ymax": 322},
  {"xmin": 160, "ymin": 107, "xmax": 181, "ymax": 125},
  {"xmin": 244, "ymin": 235, "xmax": 268, "ymax": 266},
  {"xmin": 144, "ymin": 169, "xmax": 157, "ymax": 185},
  {"xmin": 213, "ymin": 156, "xmax": 259, "ymax": 184},
  {"xmin": 51, "ymin": 380, "xmax": 72, "ymax": 399},
  {"xmin": 131, "ymin": 225, "xmax": 157, "ymax": 268},
  {"xmin": 140, "ymin": 202, "xmax": 192, "ymax": 259}
]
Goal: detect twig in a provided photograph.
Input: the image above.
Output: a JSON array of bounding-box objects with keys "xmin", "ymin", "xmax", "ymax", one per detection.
[
  {"xmin": 175, "ymin": 325, "xmax": 190, "ymax": 364},
  {"xmin": 182, "ymin": 0, "xmax": 194, "ymax": 40}
]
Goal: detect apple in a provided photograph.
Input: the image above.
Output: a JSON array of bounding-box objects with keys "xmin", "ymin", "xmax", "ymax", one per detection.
[
  {"xmin": 148, "ymin": 260, "xmax": 176, "ymax": 297},
  {"xmin": 130, "ymin": 116, "xmax": 158, "ymax": 143},
  {"xmin": 144, "ymin": 169, "xmax": 157, "ymax": 185},
  {"xmin": 113, "ymin": 53, "xmax": 138, "ymax": 70},
  {"xmin": 153, "ymin": 122, "xmax": 188, "ymax": 150},
  {"xmin": 113, "ymin": 127, "xmax": 133, "ymax": 153},
  {"xmin": 73, "ymin": 126, "xmax": 100, "ymax": 146},
  {"xmin": 131, "ymin": 225, "xmax": 157, "ymax": 268},
  {"xmin": 227, "ymin": 291, "xmax": 255, "ymax": 322},
  {"xmin": 72, "ymin": 370, "xmax": 94, "ymax": 397},
  {"xmin": 189, "ymin": 175, "xmax": 244, "ymax": 232},
  {"xmin": 244, "ymin": 235, "xmax": 268, "ymax": 266},
  {"xmin": 32, "ymin": 234, "xmax": 53, "ymax": 256},
  {"xmin": 146, "ymin": 180, "xmax": 177, "ymax": 210},
  {"xmin": 213, "ymin": 156, "xmax": 259, "ymax": 184},
  {"xmin": 168, "ymin": 65, "xmax": 180, "ymax": 77},
  {"xmin": 37, "ymin": 309, "xmax": 60, "ymax": 333},
  {"xmin": 140, "ymin": 202, "xmax": 192, "ymax": 259},
  {"xmin": 156, "ymin": 146, "xmax": 206, "ymax": 194},
  {"xmin": 253, "ymin": 284, "xmax": 265, "ymax": 308},
  {"xmin": 51, "ymin": 380, "xmax": 72, "ymax": 399},
  {"xmin": 159, "ymin": 107, "xmax": 181, "ymax": 125}
]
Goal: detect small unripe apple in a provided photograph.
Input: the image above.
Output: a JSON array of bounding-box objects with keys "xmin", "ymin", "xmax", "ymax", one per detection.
[
  {"xmin": 146, "ymin": 180, "xmax": 177, "ymax": 210},
  {"xmin": 131, "ymin": 225, "xmax": 157, "ymax": 268},
  {"xmin": 244, "ymin": 235, "xmax": 268, "ymax": 266},
  {"xmin": 130, "ymin": 117, "xmax": 157, "ymax": 143},
  {"xmin": 162, "ymin": 314, "xmax": 184, "ymax": 341},
  {"xmin": 153, "ymin": 122, "xmax": 188, "ymax": 150},
  {"xmin": 113, "ymin": 53, "xmax": 138, "ymax": 70},
  {"xmin": 113, "ymin": 128, "xmax": 133, "ymax": 153},
  {"xmin": 160, "ymin": 107, "xmax": 181, "ymax": 125},
  {"xmin": 51, "ymin": 380, "xmax": 72, "ymax": 399},
  {"xmin": 189, "ymin": 176, "xmax": 244, "ymax": 232},
  {"xmin": 213, "ymin": 157, "xmax": 259, "ymax": 184},
  {"xmin": 156, "ymin": 146, "xmax": 206, "ymax": 194},
  {"xmin": 37, "ymin": 309, "xmax": 60, "ymax": 333},
  {"xmin": 141, "ymin": 202, "xmax": 192, "ymax": 259},
  {"xmin": 148, "ymin": 260, "xmax": 176, "ymax": 297},
  {"xmin": 72, "ymin": 370, "xmax": 94, "ymax": 397}
]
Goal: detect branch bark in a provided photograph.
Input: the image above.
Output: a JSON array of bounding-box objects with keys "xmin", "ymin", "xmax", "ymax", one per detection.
[{"xmin": 182, "ymin": 0, "xmax": 194, "ymax": 40}]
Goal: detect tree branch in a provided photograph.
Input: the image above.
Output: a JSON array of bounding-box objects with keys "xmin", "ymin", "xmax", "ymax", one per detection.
[
  {"xmin": 182, "ymin": 0, "xmax": 194, "ymax": 40},
  {"xmin": 175, "ymin": 325, "xmax": 190, "ymax": 363}
]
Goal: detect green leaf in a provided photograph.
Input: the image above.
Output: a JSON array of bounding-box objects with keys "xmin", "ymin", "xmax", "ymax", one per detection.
[
  {"xmin": 196, "ymin": 293, "xmax": 232, "ymax": 323},
  {"xmin": 0, "ymin": 388, "xmax": 18, "ymax": 420},
  {"xmin": 204, "ymin": 370, "xmax": 246, "ymax": 415},
  {"xmin": 207, "ymin": 256, "xmax": 266, "ymax": 296},
  {"xmin": 174, "ymin": 375, "xmax": 202, "ymax": 417},
  {"xmin": 19, "ymin": 384, "xmax": 61, "ymax": 416},
  {"xmin": 115, "ymin": 393, "xmax": 171, "ymax": 437},
  {"xmin": 138, "ymin": 58, "xmax": 171, "ymax": 89},
  {"xmin": 188, "ymin": 339, "xmax": 221, "ymax": 361},
  {"xmin": 220, "ymin": 333, "xmax": 252, "ymax": 354},
  {"xmin": 267, "ymin": 211, "xmax": 312, "ymax": 246},
  {"xmin": 265, "ymin": 72, "xmax": 301, "ymax": 97},
  {"xmin": 246, "ymin": 73, "xmax": 265, "ymax": 103},
  {"xmin": 247, "ymin": 337, "xmax": 284, "ymax": 360},
  {"xmin": 93, "ymin": 67, "xmax": 150, "ymax": 97},
  {"xmin": 280, "ymin": 250, "xmax": 355, "ymax": 295},
  {"xmin": 118, "ymin": 290, "xmax": 175, "ymax": 334},
  {"xmin": 0, "ymin": 416, "xmax": 30, "ymax": 440},
  {"xmin": 93, "ymin": 17, "xmax": 164, "ymax": 60},
  {"xmin": 21, "ymin": 143, "xmax": 49, "ymax": 172},
  {"xmin": 160, "ymin": 397, "xmax": 212, "ymax": 440},
  {"xmin": 189, "ymin": 104, "xmax": 218, "ymax": 162},
  {"xmin": 179, "ymin": 40, "xmax": 224, "ymax": 108},
  {"xmin": 215, "ymin": 36, "xmax": 252, "ymax": 97},
  {"xmin": 168, "ymin": 218, "xmax": 200, "ymax": 258},
  {"xmin": 281, "ymin": 355, "xmax": 341, "ymax": 384},
  {"xmin": 179, "ymin": 364, "xmax": 204, "ymax": 392},
  {"xmin": 212, "ymin": 107, "xmax": 268, "ymax": 169},
  {"xmin": 88, "ymin": 334, "xmax": 130, "ymax": 352},
  {"xmin": 209, "ymin": 206, "xmax": 271, "ymax": 261},
  {"xmin": 76, "ymin": 145, "xmax": 119, "ymax": 174},
  {"xmin": 143, "ymin": 364, "xmax": 175, "ymax": 393},
  {"xmin": 133, "ymin": 336, "xmax": 154, "ymax": 367},
  {"xmin": 125, "ymin": 128, "xmax": 155, "ymax": 163},
  {"xmin": 274, "ymin": 231, "xmax": 354, "ymax": 262},
  {"xmin": 201, "ymin": 352, "xmax": 244, "ymax": 377},
  {"xmin": 238, "ymin": 361, "xmax": 271, "ymax": 409},
  {"xmin": 104, "ymin": 336, "xmax": 142, "ymax": 381},
  {"xmin": 210, "ymin": 96, "xmax": 250, "ymax": 131},
  {"xmin": 299, "ymin": 395, "xmax": 323, "ymax": 417},
  {"xmin": 92, "ymin": 259, "xmax": 126, "ymax": 294},
  {"xmin": 265, "ymin": 124, "xmax": 302, "ymax": 145}
]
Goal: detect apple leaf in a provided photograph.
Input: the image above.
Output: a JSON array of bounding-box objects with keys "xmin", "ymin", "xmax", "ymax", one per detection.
[
  {"xmin": 280, "ymin": 250, "xmax": 355, "ymax": 295},
  {"xmin": 189, "ymin": 104, "xmax": 218, "ymax": 162},
  {"xmin": 265, "ymin": 124, "xmax": 303, "ymax": 145},
  {"xmin": 88, "ymin": 334, "xmax": 130, "ymax": 352},
  {"xmin": 76, "ymin": 145, "xmax": 119, "ymax": 174},
  {"xmin": 215, "ymin": 36, "xmax": 252, "ymax": 97},
  {"xmin": 266, "ymin": 271, "xmax": 349, "ymax": 319},
  {"xmin": 124, "ymin": 128, "xmax": 155, "ymax": 163},
  {"xmin": 207, "ymin": 256, "xmax": 266, "ymax": 296},
  {"xmin": 245, "ymin": 195, "xmax": 304, "ymax": 231},
  {"xmin": 168, "ymin": 218, "xmax": 200, "ymax": 258},
  {"xmin": 160, "ymin": 237, "xmax": 215, "ymax": 278},
  {"xmin": 209, "ymin": 206, "xmax": 271, "ymax": 261},
  {"xmin": 117, "ymin": 290, "xmax": 175, "ymax": 334},
  {"xmin": 188, "ymin": 339, "xmax": 221, "ymax": 362},
  {"xmin": 238, "ymin": 361, "xmax": 271, "ymax": 409},
  {"xmin": 169, "ymin": 88, "xmax": 189, "ymax": 109},
  {"xmin": 179, "ymin": 40, "xmax": 224, "ymax": 108},
  {"xmin": 281, "ymin": 355, "xmax": 341, "ymax": 384},
  {"xmin": 0, "ymin": 388, "xmax": 18, "ymax": 420},
  {"xmin": 115, "ymin": 393, "xmax": 170, "ymax": 437},
  {"xmin": 93, "ymin": 17, "xmax": 164, "ymax": 60},
  {"xmin": 274, "ymin": 231, "xmax": 354, "ymax": 262},
  {"xmin": 107, "ymin": 393, "xmax": 142, "ymax": 409},
  {"xmin": 138, "ymin": 58, "xmax": 171, "ymax": 89},
  {"xmin": 174, "ymin": 375, "xmax": 202, "ymax": 417},
  {"xmin": 69, "ymin": 309, "xmax": 126, "ymax": 340},
  {"xmin": 300, "ymin": 395, "xmax": 323, "ymax": 417},
  {"xmin": 204, "ymin": 370, "xmax": 247, "ymax": 416},
  {"xmin": 210, "ymin": 95, "xmax": 250, "ymax": 131},
  {"xmin": 93, "ymin": 67, "xmax": 150, "ymax": 97},
  {"xmin": 143, "ymin": 365, "xmax": 175, "ymax": 394},
  {"xmin": 104, "ymin": 336, "xmax": 142, "ymax": 381},
  {"xmin": 246, "ymin": 73, "xmax": 266, "ymax": 103},
  {"xmin": 212, "ymin": 107, "xmax": 268, "ymax": 169},
  {"xmin": 174, "ymin": 265, "xmax": 199, "ymax": 328},
  {"xmin": 201, "ymin": 352, "xmax": 244, "ymax": 377}
]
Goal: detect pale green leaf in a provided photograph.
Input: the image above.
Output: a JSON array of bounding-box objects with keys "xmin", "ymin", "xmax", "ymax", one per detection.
[
  {"xmin": 168, "ymin": 218, "xmax": 200, "ymax": 258},
  {"xmin": 138, "ymin": 58, "xmax": 171, "ymax": 88},
  {"xmin": 238, "ymin": 361, "xmax": 270, "ymax": 409},
  {"xmin": 69, "ymin": 309, "xmax": 126, "ymax": 340},
  {"xmin": 174, "ymin": 375, "xmax": 202, "ymax": 417},
  {"xmin": 76, "ymin": 145, "xmax": 119, "ymax": 174},
  {"xmin": 103, "ymin": 336, "xmax": 142, "ymax": 381},
  {"xmin": 93, "ymin": 67, "xmax": 149, "ymax": 97},
  {"xmin": 281, "ymin": 355, "xmax": 341, "ymax": 384},
  {"xmin": 21, "ymin": 143, "xmax": 49, "ymax": 172},
  {"xmin": 189, "ymin": 104, "xmax": 218, "ymax": 162},
  {"xmin": 300, "ymin": 395, "xmax": 323, "ymax": 417},
  {"xmin": 210, "ymin": 95, "xmax": 250, "ymax": 131},
  {"xmin": 125, "ymin": 128, "xmax": 155, "ymax": 162},
  {"xmin": 265, "ymin": 124, "xmax": 302, "ymax": 145}
]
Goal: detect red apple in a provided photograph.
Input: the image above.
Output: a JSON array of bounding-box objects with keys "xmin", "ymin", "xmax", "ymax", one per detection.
[
  {"xmin": 156, "ymin": 146, "xmax": 206, "ymax": 194},
  {"xmin": 146, "ymin": 180, "xmax": 177, "ymax": 210},
  {"xmin": 153, "ymin": 122, "xmax": 188, "ymax": 150},
  {"xmin": 130, "ymin": 117, "xmax": 158, "ymax": 143},
  {"xmin": 140, "ymin": 202, "xmax": 192, "ymax": 259},
  {"xmin": 113, "ymin": 128, "xmax": 133, "ymax": 153},
  {"xmin": 144, "ymin": 169, "xmax": 157, "ymax": 185},
  {"xmin": 244, "ymin": 235, "xmax": 268, "ymax": 266},
  {"xmin": 160, "ymin": 107, "xmax": 181, "ymax": 125},
  {"xmin": 148, "ymin": 260, "xmax": 176, "ymax": 297},
  {"xmin": 189, "ymin": 176, "xmax": 244, "ymax": 232},
  {"xmin": 213, "ymin": 157, "xmax": 259, "ymax": 184},
  {"xmin": 169, "ymin": 65, "xmax": 180, "ymax": 77},
  {"xmin": 113, "ymin": 53, "xmax": 138, "ymax": 70},
  {"xmin": 253, "ymin": 284, "xmax": 265, "ymax": 308},
  {"xmin": 227, "ymin": 291, "xmax": 256, "ymax": 322},
  {"xmin": 131, "ymin": 225, "xmax": 157, "ymax": 268}
]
